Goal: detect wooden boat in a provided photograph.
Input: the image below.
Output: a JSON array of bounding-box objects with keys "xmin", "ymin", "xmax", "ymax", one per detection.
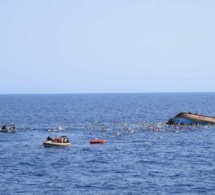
[
  {"xmin": 0, "ymin": 124, "xmax": 16, "ymax": 133},
  {"xmin": 43, "ymin": 136, "xmax": 71, "ymax": 147},
  {"xmin": 166, "ymin": 112, "xmax": 215, "ymax": 125},
  {"xmin": 90, "ymin": 139, "xmax": 106, "ymax": 144}
]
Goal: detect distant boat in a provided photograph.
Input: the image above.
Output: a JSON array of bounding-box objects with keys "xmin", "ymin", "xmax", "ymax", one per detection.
[
  {"xmin": 166, "ymin": 112, "xmax": 215, "ymax": 125},
  {"xmin": 43, "ymin": 135, "xmax": 71, "ymax": 147},
  {"xmin": 0, "ymin": 124, "xmax": 16, "ymax": 133}
]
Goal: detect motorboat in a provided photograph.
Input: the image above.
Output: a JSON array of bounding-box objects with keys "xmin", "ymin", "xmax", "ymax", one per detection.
[
  {"xmin": 0, "ymin": 124, "xmax": 16, "ymax": 133},
  {"xmin": 166, "ymin": 112, "xmax": 215, "ymax": 125},
  {"xmin": 43, "ymin": 135, "xmax": 71, "ymax": 147}
]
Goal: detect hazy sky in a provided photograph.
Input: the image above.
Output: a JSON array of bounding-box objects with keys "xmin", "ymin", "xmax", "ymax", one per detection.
[{"xmin": 0, "ymin": 0, "xmax": 215, "ymax": 94}]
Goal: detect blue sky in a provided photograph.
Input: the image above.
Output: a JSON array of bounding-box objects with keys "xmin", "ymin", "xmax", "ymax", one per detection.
[{"xmin": 0, "ymin": 0, "xmax": 215, "ymax": 94}]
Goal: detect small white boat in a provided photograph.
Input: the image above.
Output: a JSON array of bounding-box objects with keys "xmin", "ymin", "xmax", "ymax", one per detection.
[
  {"xmin": 43, "ymin": 136, "xmax": 71, "ymax": 147},
  {"xmin": 0, "ymin": 124, "xmax": 16, "ymax": 133}
]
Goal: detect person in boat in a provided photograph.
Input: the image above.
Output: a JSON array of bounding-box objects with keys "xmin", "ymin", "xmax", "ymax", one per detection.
[
  {"xmin": 47, "ymin": 136, "xmax": 53, "ymax": 141},
  {"xmin": 10, "ymin": 124, "xmax": 16, "ymax": 131},
  {"xmin": 53, "ymin": 137, "xmax": 62, "ymax": 143},
  {"xmin": 64, "ymin": 137, "xmax": 69, "ymax": 143},
  {"xmin": 1, "ymin": 124, "xmax": 6, "ymax": 130}
]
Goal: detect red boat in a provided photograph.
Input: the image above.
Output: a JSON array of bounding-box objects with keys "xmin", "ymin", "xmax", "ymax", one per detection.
[{"xmin": 90, "ymin": 139, "xmax": 106, "ymax": 144}]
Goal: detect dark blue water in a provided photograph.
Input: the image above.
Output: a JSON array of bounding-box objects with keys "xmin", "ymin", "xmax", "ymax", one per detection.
[{"xmin": 0, "ymin": 93, "xmax": 215, "ymax": 195}]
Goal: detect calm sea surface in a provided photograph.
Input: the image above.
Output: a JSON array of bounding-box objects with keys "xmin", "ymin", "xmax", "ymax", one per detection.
[{"xmin": 0, "ymin": 93, "xmax": 215, "ymax": 195}]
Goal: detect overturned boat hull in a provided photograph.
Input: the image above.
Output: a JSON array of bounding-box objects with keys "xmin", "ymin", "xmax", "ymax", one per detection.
[{"xmin": 167, "ymin": 112, "xmax": 215, "ymax": 125}]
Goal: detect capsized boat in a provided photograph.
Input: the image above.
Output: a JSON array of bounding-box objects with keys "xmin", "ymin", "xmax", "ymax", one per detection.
[
  {"xmin": 166, "ymin": 112, "xmax": 215, "ymax": 125},
  {"xmin": 0, "ymin": 124, "xmax": 16, "ymax": 133},
  {"xmin": 43, "ymin": 136, "xmax": 71, "ymax": 147}
]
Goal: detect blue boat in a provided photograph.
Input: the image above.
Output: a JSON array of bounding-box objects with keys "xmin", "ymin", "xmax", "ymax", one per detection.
[{"xmin": 166, "ymin": 112, "xmax": 215, "ymax": 125}]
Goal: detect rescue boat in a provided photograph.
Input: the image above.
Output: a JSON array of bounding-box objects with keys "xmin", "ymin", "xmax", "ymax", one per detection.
[{"xmin": 43, "ymin": 136, "xmax": 71, "ymax": 147}]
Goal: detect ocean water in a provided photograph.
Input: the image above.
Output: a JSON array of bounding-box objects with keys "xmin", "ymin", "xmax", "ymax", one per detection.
[{"xmin": 0, "ymin": 93, "xmax": 215, "ymax": 195}]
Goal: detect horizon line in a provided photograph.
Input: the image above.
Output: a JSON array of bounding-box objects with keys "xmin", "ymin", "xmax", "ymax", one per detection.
[{"xmin": 0, "ymin": 92, "xmax": 214, "ymax": 95}]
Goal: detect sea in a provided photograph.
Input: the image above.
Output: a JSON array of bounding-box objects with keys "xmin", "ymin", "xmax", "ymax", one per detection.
[{"xmin": 0, "ymin": 93, "xmax": 215, "ymax": 195}]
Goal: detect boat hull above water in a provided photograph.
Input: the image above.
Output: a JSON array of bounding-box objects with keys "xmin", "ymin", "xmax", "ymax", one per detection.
[
  {"xmin": 166, "ymin": 112, "xmax": 215, "ymax": 125},
  {"xmin": 43, "ymin": 136, "xmax": 71, "ymax": 147},
  {"xmin": 43, "ymin": 141, "xmax": 71, "ymax": 147}
]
